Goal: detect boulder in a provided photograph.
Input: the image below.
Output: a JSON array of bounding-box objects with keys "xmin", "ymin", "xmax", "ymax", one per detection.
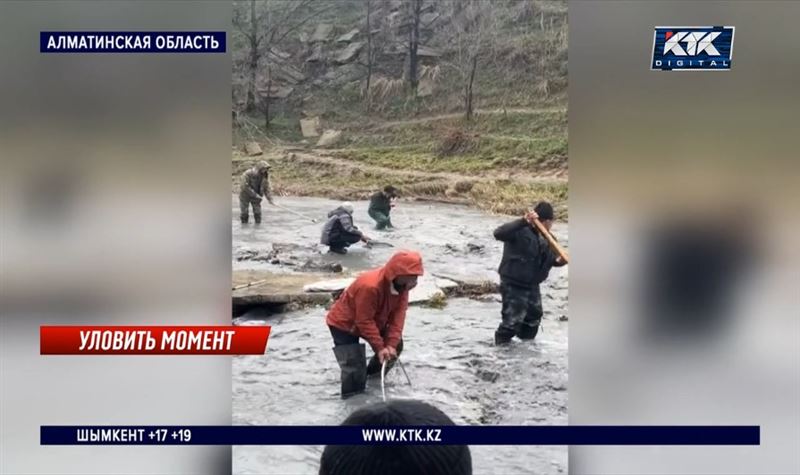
[
  {"xmin": 420, "ymin": 12, "xmax": 439, "ymax": 26},
  {"xmin": 310, "ymin": 23, "xmax": 334, "ymax": 43},
  {"xmin": 306, "ymin": 44, "xmax": 324, "ymax": 63},
  {"xmin": 336, "ymin": 28, "xmax": 360, "ymax": 43},
  {"xmin": 316, "ymin": 129, "xmax": 343, "ymax": 148},
  {"xmin": 300, "ymin": 117, "xmax": 321, "ymax": 137},
  {"xmin": 408, "ymin": 275, "xmax": 445, "ymax": 304},
  {"xmin": 244, "ymin": 141, "xmax": 263, "ymax": 156},
  {"xmin": 334, "ymin": 41, "xmax": 364, "ymax": 64},
  {"xmin": 269, "ymin": 62, "xmax": 306, "ymax": 84}
]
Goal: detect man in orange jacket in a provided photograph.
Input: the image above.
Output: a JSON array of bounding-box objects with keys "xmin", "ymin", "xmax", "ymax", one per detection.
[{"xmin": 326, "ymin": 250, "xmax": 424, "ymax": 398}]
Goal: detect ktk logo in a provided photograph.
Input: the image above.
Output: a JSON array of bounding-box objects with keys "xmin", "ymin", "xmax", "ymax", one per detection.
[
  {"xmin": 652, "ymin": 26, "xmax": 734, "ymax": 71},
  {"xmin": 663, "ymin": 31, "xmax": 721, "ymax": 56}
]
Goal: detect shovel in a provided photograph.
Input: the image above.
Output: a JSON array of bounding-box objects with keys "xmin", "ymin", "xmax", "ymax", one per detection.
[
  {"xmin": 273, "ymin": 202, "xmax": 318, "ymax": 223},
  {"xmin": 365, "ymin": 240, "xmax": 394, "ymax": 248}
]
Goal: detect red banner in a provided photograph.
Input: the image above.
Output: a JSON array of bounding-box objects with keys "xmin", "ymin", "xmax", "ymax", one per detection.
[{"xmin": 40, "ymin": 326, "xmax": 270, "ymax": 355}]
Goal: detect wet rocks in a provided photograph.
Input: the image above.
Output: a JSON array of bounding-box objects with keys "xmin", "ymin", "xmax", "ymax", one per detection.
[
  {"xmin": 272, "ymin": 242, "xmax": 314, "ymax": 254},
  {"xmin": 236, "ymin": 243, "xmax": 343, "ymax": 274},
  {"xmin": 299, "ymin": 259, "xmax": 343, "ymax": 273},
  {"xmin": 433, "ymin": 273, "xmax": 499, "ymax": 299},
  {"xmin": 466, "ymin": 241, "xmax": 485, "ymax": 254},
  {"xmin": 444, "ymin": 241, "xmax": 485, "ymax": 255},
  {"xmin": 235, "ymin": 248, "xmax": 277, "ymax": 262},
  {"xmin": 477, "ymin": 369, "xmax": 500, "ymax": 383}
]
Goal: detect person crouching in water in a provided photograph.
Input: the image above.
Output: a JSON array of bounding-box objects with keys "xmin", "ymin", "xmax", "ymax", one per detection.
[
  {"xmin": 320, "ymin": 202, "xmax": 370, "ymax": 254},
  {"xmin": 493, "ymin": 201, "xmax": 567, "ymax": 345},
  {"xmin": 326, "ymin": 250, "xmax": 424, "ymax": 398}
]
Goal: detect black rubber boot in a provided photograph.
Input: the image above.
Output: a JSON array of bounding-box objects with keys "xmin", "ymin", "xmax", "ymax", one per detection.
[
  {"xmin": 254, "ymin": 215, "xmax": 261, "ymax": 224},
  {"xmin": 516, "ymin": 321, "xmax": 540, "ymax": 340},
  {"xmin": 333, "ymin": 343, "xmax": 367, "ymax": 398},
  {"xmin": 329, "ymin": 247, "xmax": 347, "ymax": 255},
  {"xmin": 240, "ymin": 216, "xmax": 248, "ymax": 224},
  {"xmin": 494, "ymin": 329, "xmax": 514, "ymax": 345}
]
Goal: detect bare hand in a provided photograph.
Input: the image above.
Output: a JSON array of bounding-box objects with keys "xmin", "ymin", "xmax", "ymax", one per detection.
[
  {"xmin": 377, "ymin": 348, "xmax": 392, "ymax": 363},
  {"xmin": 524, "ymin": 210, "xmax": 539, "ymax": 224},
  {"xmin": 386, "ymin": 346, "xmax": 398, "ymax": 360},
  {"xmin": 361, "ymin": 235, "xmax": 371, "ymax": 243}
]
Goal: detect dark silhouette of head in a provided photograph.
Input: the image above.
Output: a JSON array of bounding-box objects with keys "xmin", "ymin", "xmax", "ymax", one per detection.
[
  {"xmin": 319, "ymin": 400, "xmax": 472, "ymax": 475},
  {"xmin": 384, "ymin": 185, "xmax": 399, "ymax": 198}
]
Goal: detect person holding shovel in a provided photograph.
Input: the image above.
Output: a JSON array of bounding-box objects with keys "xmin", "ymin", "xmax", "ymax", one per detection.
[
  {"xmin": 493, "ymin": 201, "xmax": 567, "ymax": 345},
  {"xmin": 325, "ymin": 250, "xmax": 424, "ymax": 398}
]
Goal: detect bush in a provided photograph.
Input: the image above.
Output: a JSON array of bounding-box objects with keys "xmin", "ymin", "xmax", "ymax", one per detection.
[{"xmin": 437, "ymin": 128, "xmax": 478, "ymax": 157}]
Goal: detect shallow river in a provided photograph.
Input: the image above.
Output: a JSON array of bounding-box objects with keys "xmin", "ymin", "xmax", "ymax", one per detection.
[{"xmin": 232, "ymin": 196, "xmax": 568, "ymax": 474}]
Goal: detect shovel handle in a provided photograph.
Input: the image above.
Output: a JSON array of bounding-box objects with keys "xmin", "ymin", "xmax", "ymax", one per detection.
[
  {"xmin": 531, "ymin": 217, "xmax": 569, "ymax": 264},
  {"xmin": 232, "ymin": 278, "xmax": 269, "ymax": 291}
]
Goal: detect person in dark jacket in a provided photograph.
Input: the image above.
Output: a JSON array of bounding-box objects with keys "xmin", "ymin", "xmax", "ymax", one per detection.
[
  {"xmin": 493, "ymin": 201, "xmax": 567, "ymax": 344},
  {"xmin": 368, "ymin": 185, "xmax": 398, "ymax": 230},
  {"xmin": 321, "ymin": 202, "xmax": 370, "ymax": 254},
  {"xmin": 238, "ymin": 160, "xmax": 273, "ymax": 224},
  {"xmin": 319, "ymin": 399, "xmax": 472, "ymax": 475}
]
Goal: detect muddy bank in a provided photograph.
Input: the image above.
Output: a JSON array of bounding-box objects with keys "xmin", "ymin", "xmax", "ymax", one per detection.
[{"xmin": 233, "ymin": 152, "xmax": 569, "ymax": 218}]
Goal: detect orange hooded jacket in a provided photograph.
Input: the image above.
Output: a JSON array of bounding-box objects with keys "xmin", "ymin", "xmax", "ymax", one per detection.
[{"xmin": 325, "ymin": 250, "xmax": 424, "ymax": 352}]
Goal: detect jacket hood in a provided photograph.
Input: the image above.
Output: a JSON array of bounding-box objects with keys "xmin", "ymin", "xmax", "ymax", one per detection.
[
  {"xmin": 381, "ymin": 250, "xmax": 424, "ymax": 281},
  {"xmin": 255, "ymin": 161, "xmax": 271, "ymax": 173},
  {"xmin": 328, "ymin": 206, "xmax": 352, "ymax": 218}
]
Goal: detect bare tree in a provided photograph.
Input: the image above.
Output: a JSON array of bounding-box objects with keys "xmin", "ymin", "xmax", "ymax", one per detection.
[
  {"xmin": 365, "ymin": 0, "xmax": 373, "ymax": 112},
  {"xmin": 258, "ymin": 66, "xmax": 272, "ymax": 129},
  {"xmin": 233, "ymin": 0, "xmax": 335, "ymax": 114},
  {"xmin": 442, "ymin": 0, "xmax": 494, "ymax": 121},
  {"xmin": 406, "ymin": 0, "xmax": 423, "ymax": 95}
]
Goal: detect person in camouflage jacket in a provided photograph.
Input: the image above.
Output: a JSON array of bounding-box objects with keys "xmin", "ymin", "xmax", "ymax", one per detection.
[{"xmin": 239, "ymin": 160, "xmax": 273, "ymax": 224}]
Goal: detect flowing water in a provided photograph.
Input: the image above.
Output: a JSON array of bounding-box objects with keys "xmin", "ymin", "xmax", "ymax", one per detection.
[{"xmin": 232, "ymin": 196, "xmax": 568, "ymax": 474}]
